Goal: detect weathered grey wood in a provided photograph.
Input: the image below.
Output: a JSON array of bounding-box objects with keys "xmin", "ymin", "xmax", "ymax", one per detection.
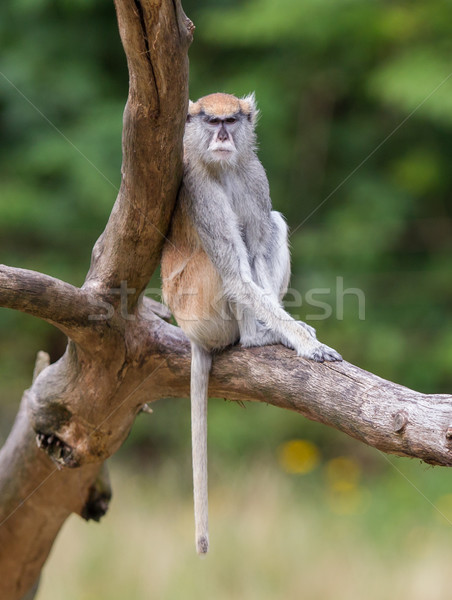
[
  {"xmin": 0, "ymin": 265, "xmax": 100, "ymax": 340},
  {"xmin": 0, "ymin": 391, "xmax": 102, "ymax": 600},
  {"xmin": 84, "ymin": 0, "xmax": 194, "ymax": 308},
  {"xmin": 0, "ymin": 1, "xmax": 193, "ymax": 598},
  {"xmin": 21, "ymin": 577, "xmax": 40, "ymax": 600},
  {"xmin": 138, "ymin": 316, "xmax": 452, "ymax": 468}
]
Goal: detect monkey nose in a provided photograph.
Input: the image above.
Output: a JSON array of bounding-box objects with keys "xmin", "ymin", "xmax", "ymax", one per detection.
[{"xmin": 217, "ymin": 125, "xmax": 228, "ymax": 142}]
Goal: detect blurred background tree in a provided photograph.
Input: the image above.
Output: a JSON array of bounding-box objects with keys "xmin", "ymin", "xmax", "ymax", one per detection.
[{"xmin": 1, "ymin": 1, "xmax": 452, "ymax": 598}]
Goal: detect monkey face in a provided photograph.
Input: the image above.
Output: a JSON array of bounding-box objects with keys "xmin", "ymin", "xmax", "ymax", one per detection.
[
  {"xmin": 184, "ymin": 93, "xmax": 258, "ymax": 169},
  {"xmin": 205, "ymin": 115, "xmax": 239, "ymax": 160}
]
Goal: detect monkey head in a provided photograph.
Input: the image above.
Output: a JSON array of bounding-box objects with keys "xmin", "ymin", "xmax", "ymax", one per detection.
[{"xmin": 185, "ymin": 92, "xmax": 258, "ymax": 168}]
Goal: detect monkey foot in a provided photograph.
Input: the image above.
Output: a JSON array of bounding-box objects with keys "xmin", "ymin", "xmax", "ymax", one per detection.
[{"xmin": 310, "ymin": 344, "xmax": 342, "ymax": 363}]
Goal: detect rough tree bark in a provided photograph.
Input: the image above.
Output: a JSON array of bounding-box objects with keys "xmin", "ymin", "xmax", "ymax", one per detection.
[{"xmin": 0, "ymin": 1, "xmax": 451, "ymax": 599}]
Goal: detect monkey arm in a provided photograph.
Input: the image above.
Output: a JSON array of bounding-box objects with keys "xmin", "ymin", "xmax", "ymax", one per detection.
[
  {"xmin": 187, "ymin": 185, "xmax": 254, "ymax": 282},
  {"xmin": 186, "ymin": 184, "xmax": 323, "ymax": 357}
]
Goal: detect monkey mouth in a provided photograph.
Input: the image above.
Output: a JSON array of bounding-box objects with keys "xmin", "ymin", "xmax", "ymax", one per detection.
[
  {"xmin": 211, "ymin": 148, "xmax": 235, "ymax": 160},
  {"xmin": 210, "ymin": 142, "xmax": 235, "ymax": 154}
]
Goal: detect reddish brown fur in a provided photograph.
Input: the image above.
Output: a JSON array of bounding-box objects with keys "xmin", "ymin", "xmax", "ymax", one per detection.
[{"xmin": 161, "ymin": 201, "xmax": 238, "ymax": 349}]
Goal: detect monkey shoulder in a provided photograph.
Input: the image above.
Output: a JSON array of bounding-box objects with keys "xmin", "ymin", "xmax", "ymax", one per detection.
[{"xmin": 241, "ymin": 157, "xmax": 271, "ymax": 211}]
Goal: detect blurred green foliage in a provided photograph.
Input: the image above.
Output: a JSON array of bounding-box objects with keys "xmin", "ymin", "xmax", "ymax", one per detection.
[{"xmin": 1, "ymin": 0, "xmax": 452, "ymax": 467}]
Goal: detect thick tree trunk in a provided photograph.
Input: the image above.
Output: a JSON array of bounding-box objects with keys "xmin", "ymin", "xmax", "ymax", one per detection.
[
  {"xmin": 0, "ymin": 1, "xmax": 193, "ymax": 597},
  {"xmin": 0, "ymin": 1, "xmax": 451, "ymax": 599}
]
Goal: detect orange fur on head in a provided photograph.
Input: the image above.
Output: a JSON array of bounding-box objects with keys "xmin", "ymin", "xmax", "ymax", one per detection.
[{"xmin": 189, "ymin": 92, "xmax": 255, "ymax": 119}]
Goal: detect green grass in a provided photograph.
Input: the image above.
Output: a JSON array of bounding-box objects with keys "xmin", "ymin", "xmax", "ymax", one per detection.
[{"xmin": 37, "ymin": 455, "xmax": 452, "ymax": 600}]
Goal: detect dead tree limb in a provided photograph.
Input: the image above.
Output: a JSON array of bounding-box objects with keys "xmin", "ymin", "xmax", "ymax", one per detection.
[
  {"xmin": 0, "ymin": 1, "xmax": 450, "ymax": 599},
  {"xmin": 0, "ymin": 1, "xmax": 193, "ymax": 597},
  {"xmin": 0, "ymin": 265, "xmax": 99, "ymax": 336},
  {"xmin": 85, "ymin": 0, "xmax": 192, "ymax": 305}
]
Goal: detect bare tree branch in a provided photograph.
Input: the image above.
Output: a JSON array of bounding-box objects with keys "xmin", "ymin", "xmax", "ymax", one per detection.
[
  {"xmin": 2, "ymin": 295, "xmax": 452, "ymax": 597},
  {"xmin": 0, "ymin": 394, "xmax": 102, "ymax": 600},
  {"xmin": 84, "ymin": 0, "xmax": 194, "ymax": 307},
  {"xmin": 138, "ymin": 317, "xmax": 452, "ymax": 467},
  {"xmin": 0, "ymin": 1, "xmax": 193, "ymax": 596},
  {"xmin": 32, "ymin": 351, "xmax": 50, "ymax": 382},
  {"xmin": 0, "ymin": 265, "xmax": 100, "ymax": 336}
]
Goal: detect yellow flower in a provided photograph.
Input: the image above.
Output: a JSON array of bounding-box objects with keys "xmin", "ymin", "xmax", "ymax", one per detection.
[{"xmin": 277, "ymin": 439, "xmax": 320, "ymax": 475}]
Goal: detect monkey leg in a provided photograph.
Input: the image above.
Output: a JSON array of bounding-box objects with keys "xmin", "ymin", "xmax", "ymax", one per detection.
[
  {"xmin": 266, "ymin": 211, "xmax": 291, "ymax": 300},
  {"xmin": 238, "ymin": 211, "xmax": 317, "ymax": 347},
  {"xmin": 265, "ymin": 212, "xmax": 317, "ymax": 338},
  {"xmin": 163, "ymin": 246, "xmax": 239, "ymax": 351},
  {"xmin": 238, "ymin": 211, "xmax": 292, "ymax": 347}
]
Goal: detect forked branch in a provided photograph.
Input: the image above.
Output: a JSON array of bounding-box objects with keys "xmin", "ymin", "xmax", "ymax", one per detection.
[{"xmin": 0, "ymin": 2, "xmax": 193, "ymax": 598}]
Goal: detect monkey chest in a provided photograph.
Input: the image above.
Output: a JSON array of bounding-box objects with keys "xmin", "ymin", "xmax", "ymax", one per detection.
[{"xmin": 223, "ymin": 186, "xmax": 269, "ymax": 254}]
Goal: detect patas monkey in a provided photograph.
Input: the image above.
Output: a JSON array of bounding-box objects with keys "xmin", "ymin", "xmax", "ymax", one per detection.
[{"xmin": 161, "ymin": 92, "xmax": 342, "ymax": 554}]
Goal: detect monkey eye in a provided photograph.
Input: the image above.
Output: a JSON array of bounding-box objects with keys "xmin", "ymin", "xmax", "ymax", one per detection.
[
  {"xmin": 225, "ymin": 117, "xmax": 237, "ymax": 124},
  {"xmin": 207, "ymin": 117, "xmax": 221, "ymax": 125}
]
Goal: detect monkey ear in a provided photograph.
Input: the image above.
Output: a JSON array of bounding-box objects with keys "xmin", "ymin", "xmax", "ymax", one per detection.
[
  {"xmin": 187, "ymin": 100, "xmax": 194, "ymax": 123},
  {"xmin": 187, "ymin": 100, "xmax": 194, "ymax": 122},
  {"xmin": 240, "ymin": 92, "xmax": 259, "ymax": 126},
  {"xmin": 187, "ymin": 99, "xmax": 201, "ymax": 122}
]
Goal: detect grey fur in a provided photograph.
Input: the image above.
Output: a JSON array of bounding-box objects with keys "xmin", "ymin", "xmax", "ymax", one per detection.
[
  {"xmin": 190, "ymin": 342, "xmax": 211, "ymax": 554},
  {"xmin": 175, "ymin": 93, "xmax": 342, "ymax": 553}
]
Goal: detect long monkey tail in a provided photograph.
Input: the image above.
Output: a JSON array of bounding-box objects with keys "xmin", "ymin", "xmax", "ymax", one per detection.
[{"xmin": 190, "ymin": 342, "xmax": 212, "ymax": 555}]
